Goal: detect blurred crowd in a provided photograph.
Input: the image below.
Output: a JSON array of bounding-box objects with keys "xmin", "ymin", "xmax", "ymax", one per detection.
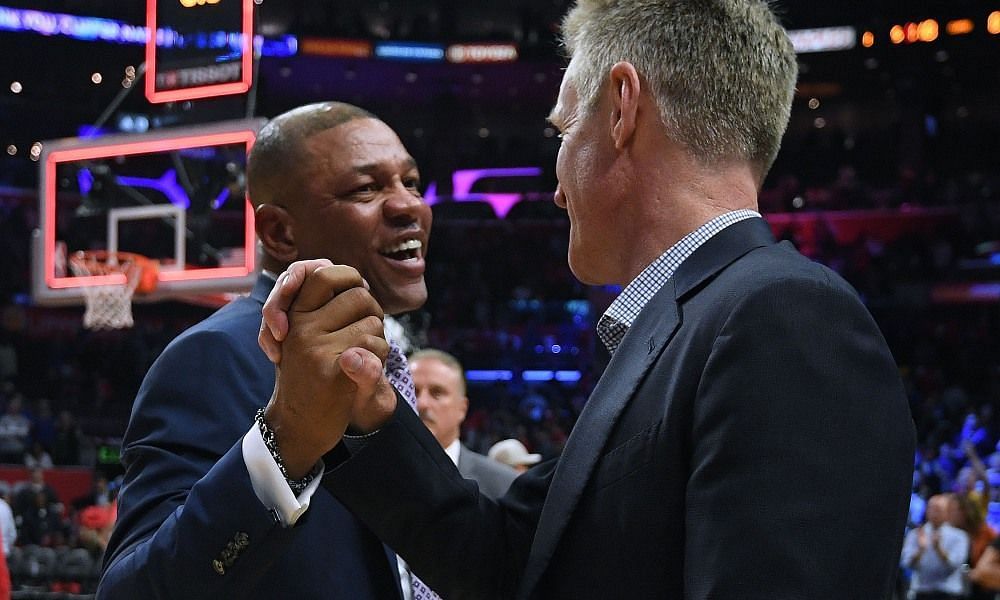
[{"xmin": 1, "ymin": 166, "xmax": 1000, "ymax": 595}]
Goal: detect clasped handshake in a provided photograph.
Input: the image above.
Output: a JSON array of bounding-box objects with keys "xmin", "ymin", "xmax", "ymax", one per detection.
[{"xmin": 257, "ymin": 259, "xmax": 398, "ymax": 480}]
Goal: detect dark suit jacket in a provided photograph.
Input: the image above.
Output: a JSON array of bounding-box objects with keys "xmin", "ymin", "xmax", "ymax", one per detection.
[
  {"xmin": 99, "ymin": 275, "xmax": 402, "ymax": 600},
  {"xmin": 457, "ymin": 445, "xmax": 518, "ymax": 501},
  {"xmin": 327, "ymin": 218, "xmax": 915, "ymax": 599}
]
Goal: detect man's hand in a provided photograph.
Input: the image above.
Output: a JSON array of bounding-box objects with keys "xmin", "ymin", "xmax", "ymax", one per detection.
[
  {"xmin": 262, "ymin": 264, "xmax": 396, "ymax": 478},
  {"xmin": 260, "ymin": 258, "xmax": 334, "ymax": 364}
]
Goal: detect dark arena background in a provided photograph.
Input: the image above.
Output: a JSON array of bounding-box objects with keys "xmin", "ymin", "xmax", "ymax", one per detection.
[{"xmin": 0, "ymin": 0, "xmax": 999, "ymax": 597}]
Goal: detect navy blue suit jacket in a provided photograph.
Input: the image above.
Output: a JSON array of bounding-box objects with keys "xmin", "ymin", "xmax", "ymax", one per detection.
[
  {"xmin": 327, "ymin": 218, "xmax": 916, "ymax": 599},
  {"xmin": 99, "ymin": 275, "xmax": 402, "ymax": 599}
]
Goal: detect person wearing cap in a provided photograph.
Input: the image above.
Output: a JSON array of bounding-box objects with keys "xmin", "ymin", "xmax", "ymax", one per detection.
[
  {"xmin": 488, "ymin": 439, "xmax": 541, "ymax": 474},
  {"xmin": 410, "ymin": 349, "xmax": 518, "ymax": 500}
]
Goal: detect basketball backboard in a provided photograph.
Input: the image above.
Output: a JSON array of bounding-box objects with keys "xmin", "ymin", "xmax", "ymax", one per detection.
[{"xmin": 32, "ymin": 118, "xmax": 265, "ymax": 307}]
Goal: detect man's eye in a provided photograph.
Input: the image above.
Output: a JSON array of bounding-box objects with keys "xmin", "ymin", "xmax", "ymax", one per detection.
[
  {"xmin": 404, "ymin": 179, "xmax": 423, "ymax": 197},
  {"xmin": 352, "ymin": 184, "xmax": 377, "ymax": 194}
]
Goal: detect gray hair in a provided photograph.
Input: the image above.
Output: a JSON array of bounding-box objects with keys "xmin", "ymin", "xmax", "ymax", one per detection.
[
  {"xmin": 409, "ymin": 348, "xmax": 466, "ymax": 395},
  {"xmin": 561, "ymin": 0, "xmax": 798, "ymax": 178}
]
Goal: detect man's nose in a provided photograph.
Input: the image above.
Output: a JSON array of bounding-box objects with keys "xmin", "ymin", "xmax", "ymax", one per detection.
[
  {"xmin": 384, "ymin": 182, "xmax": 425, "ymax": 224},
  {"xmin": 415, "ymin": 389, "xmax": 431, "ymax": 410}
]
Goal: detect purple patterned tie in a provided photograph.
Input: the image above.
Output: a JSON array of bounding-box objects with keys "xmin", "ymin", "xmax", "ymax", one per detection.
[
  {"xmin": 386, "ymin": 340, "xmax": 417, "ymax": 411},
  {"xmin": 385, "ymin": 340, "xmax": 443, "ymax": 600}
]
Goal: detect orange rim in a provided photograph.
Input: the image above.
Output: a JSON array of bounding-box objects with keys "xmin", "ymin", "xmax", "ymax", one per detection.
[{"xmin": 69, "ymin": 250, "xmax": 160, "ymax": 294}]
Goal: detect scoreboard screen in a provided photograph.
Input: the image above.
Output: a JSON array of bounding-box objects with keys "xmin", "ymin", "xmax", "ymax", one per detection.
[{"xmin": 145, "ymin": 0, "xmax": 254, "ymax": 103}]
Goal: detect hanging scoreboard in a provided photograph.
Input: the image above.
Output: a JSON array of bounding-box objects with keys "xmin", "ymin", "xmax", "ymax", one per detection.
[{"xmin": 145, "ymin": 0, "xmax": 254, "ymax": 103}]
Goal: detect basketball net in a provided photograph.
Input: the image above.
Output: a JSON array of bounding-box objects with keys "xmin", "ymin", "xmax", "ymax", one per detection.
[{"xmin": 69, "ymin": 251, "xmax": 155, "ymax": 330}]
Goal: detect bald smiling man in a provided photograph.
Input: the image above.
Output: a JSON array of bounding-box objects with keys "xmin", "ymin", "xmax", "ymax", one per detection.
[{"xmin": 99, "ymin": 102, "xmax": 430, "ymax": 600}]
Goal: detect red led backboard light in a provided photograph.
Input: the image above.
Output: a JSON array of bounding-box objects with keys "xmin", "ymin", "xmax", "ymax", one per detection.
[
  {"xmin": 145, "ymin": 0, "xmax": 254, "ymax": 103},
  {"xmin": 34, "ymin": 120, "xmax": 264, "ymax": 307}
]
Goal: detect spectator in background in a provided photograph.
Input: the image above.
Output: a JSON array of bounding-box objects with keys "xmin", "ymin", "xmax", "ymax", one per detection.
[
  {"xmin": 13, "ymin": 469, "xmax": 67, "ymax": 547},
  {"xmin": 16, "ymin": 487, "xmax": 67, "ymax": 546},
  {"xmin": 987, "ymin": 452, "xmax": 1000, "ymax": 499},
  {"xmin": 23, "ymin": 440, "xmax": 53, "ymax": 470},
  {"xmin": 902, "ymin": 494, "xmax": 970, "ymax": 600},
  {"xmin": 917, "ymin": 445, "xmax": 947, "ymax": 497},
  {"xmin": 29, "ymin": 398, "xmax": 56, "ymax": 453},
  {"xmin": 937, "ymin": 443, "xmax": 962, "ymax": 486},
  {"xmin": 910, "ymin": 472, "xmax": 930, "ymax": 529},
  {"xmin": 0, "ymin": 496, "xmax": 15, "ymax": 556},
  {"xmin": 949, "ymin": 492, "xmax": 997, "ymax": 565},
  {"xmin": 969, "ymin": 536, "xmax": 1000, "ymax": 594},
  {"xmin": 13, "ymin": 468, "xmax": 60, "ymax": 518},
  {"xmin": 487, "ymin": 438, "xmax": 542, "ymax": 473},
  {"xmin": 410, "ymin": 349, "xmax": 518, "ymax": 500},
  {"xmin": 50, "ymin": 410, "xmax": 81, "ymax": 466},
  {"xmin": 0, "ymin": 335, "xmax": 16, "ymax": 383},
  {"xmin": 958, "ymin": 441, "xmax": 994, "ymax": 520},
  {"xmin": 958, "ymin": 412, "xmax": 991, "ymax": 458},
  {"xmin": 72, "ymin": 475, "xmax": 112, "ymax": 512},
  {"xmin": 0, "ymin": 395, "xmax": 30, "ymax": 464},
  {"xmin": 0, "ymin": 529, "xmax": 9, "ymax": 600},
  {"xmin": 77, "ymin": 484, "xmax": 117, "ymax": 557}
]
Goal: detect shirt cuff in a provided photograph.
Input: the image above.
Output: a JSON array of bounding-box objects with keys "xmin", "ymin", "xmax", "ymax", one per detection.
[
  {"xmin": 341, "ymin": 433, "xmax": 379, "ymax": 455},
  {"xmin": 242, "ymin": 425, "xmax": 323, "ymax": 527}
]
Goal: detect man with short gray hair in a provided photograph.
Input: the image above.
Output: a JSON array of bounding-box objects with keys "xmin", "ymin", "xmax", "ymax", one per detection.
[
  {"xmin": 260, "ymin": 1, "xmax": 916, "ymax": 597},
  {"xmin": 409, "ymin": 349, "xmax": 517, "ymax": 500}
]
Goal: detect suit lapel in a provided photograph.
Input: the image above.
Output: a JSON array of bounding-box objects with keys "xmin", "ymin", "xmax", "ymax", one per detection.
[
  {"xmin": 518, "ymin": 279, "xmax": 681, "ymax": 597},
  {"xmin": 518, "ymin": 217, "xmax": 775, "ymax": 598},
  {"xmin": 456, "ymin": 446, "xmax": 472, "ymax": 479}
]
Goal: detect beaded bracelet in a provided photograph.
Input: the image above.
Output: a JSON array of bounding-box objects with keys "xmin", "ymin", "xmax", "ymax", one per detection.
[{"xmin": 254, "ymin": 408, "xmax": 317, "ymax": 495}]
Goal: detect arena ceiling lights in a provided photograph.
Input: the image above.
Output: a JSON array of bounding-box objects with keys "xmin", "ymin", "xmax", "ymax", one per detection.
[{"xmin": 787, "ymin": 26, "xmax": 857, "ymax": 53}]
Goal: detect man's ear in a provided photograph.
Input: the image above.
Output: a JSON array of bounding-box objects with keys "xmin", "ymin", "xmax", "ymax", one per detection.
[
  {"xmin": 609, "ymin": 61, "xmax": 641, "ymax": 151},
  {"xmin": 254, "ymin": 204, "xmax": 298, "ymax": 263}
]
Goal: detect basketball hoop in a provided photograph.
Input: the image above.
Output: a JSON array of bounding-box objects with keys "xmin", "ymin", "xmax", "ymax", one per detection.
[{"xmin": 68, "ymin": 251, "xmax": 158, "ymax": 330}]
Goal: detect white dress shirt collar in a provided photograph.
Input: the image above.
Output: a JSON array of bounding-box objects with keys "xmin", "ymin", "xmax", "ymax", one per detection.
[{"xmin": 444, "ymin": 439, "xmax": 461, "ymax": 467}]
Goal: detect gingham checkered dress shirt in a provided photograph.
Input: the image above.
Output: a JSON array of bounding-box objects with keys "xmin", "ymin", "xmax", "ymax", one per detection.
[{"xmin": 596, "ymin": 210, "xmax": 761, "ymax": 356}]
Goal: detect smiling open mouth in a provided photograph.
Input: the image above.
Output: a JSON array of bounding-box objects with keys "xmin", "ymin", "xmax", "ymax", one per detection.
[{"xmin": 380, "ymin": 239, "xmax": 422, "ymax": 261}]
